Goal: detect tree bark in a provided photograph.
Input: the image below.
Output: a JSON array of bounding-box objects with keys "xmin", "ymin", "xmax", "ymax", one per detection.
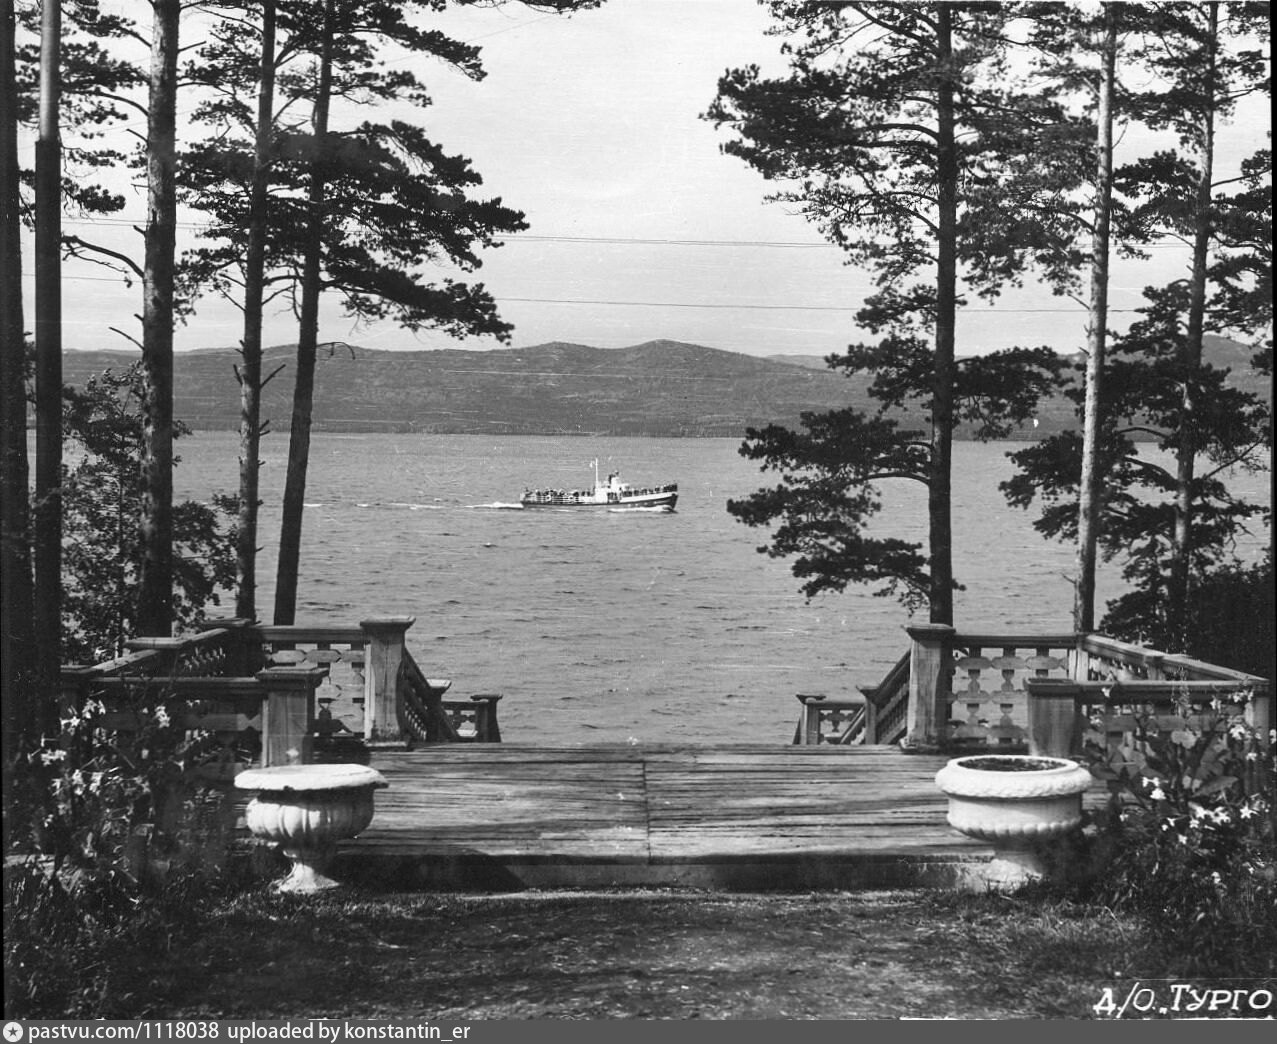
[
  {"xmin": 1, "ymin": 0, "xmax": 35, "ymax": 764},
  {"xmin": 137, "ymin": 0, "xmax": 180, "ymax": 637},
  {"xmin": 929, "ymin": 3, "xmax": 957, "ymax": 626},
  {"xmin": 237, "ymin": 0, "xmax": 277, "ymax": 622},
  {"xmin": 274, "ymin": 0, "xmax": 335, "ymax": 626},
  {"xmin": 1073, "ymin": 6, "xmax": 1117, "ymax": 635},
  {"xmin": 1168, "ymin": 1, "xmax": 1218, "ymax": 650},
  {"xmin": 33, "ymin": 0, "xmax": 60, "ymax": 717}
]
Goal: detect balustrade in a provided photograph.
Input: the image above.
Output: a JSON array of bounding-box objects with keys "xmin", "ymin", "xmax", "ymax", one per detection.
[
  {"xmin": 58, "ymin": 615, "xmax": 503, "ymax": 783},
  {"xmin": 806, "ymin": 626, "xmax": 1270, "ymax": 756},
  {"xmin": 942, "ymin": 631, "xmax": 1076, "ymax": 752},
  {"xmin": 793, "ymin": 694, "xmax": 867, "ymax": 745},
  {"xmin": 894, "ymin": 626, "xmax": 1270, "ymax": 756},
  {"xmin": 1027, "ymin": 676, "xmax": 1270, "ymax": 763}
]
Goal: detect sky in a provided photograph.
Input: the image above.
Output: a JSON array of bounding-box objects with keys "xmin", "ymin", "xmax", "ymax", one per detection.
[{"xmin": 21, "ymin": 0, "xmax": 1273, "ymax": 360}]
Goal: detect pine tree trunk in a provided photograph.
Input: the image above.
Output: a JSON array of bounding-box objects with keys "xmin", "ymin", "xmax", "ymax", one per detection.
[
  {"xmin": 274, "ymin": 0, "xmax": 335, "ymax": 626},
  {"xmin": 236, "ymin": 0, "xmax": 277, "ymax": 623},
  {"xmin": 32, "ymin": 0, "xmax": 60, "ymax": 724},
  {"xmin": 0, "ymin": 0, "xmax": 36, "ymax": 764},
  {"xmin": 137, "ymin": 0, "xmax": 180, "ymax": 637},
  {"xmin": 1074, "ymin": 7, "xmax": 1117, "ymax": 635},
  {"xmin": 929, "ymin": 3, "xmax": 957, "ymax": 626},
  {"xmin": 1168, "ymin": 2, "xmax": 1218, "ymax": 650}
]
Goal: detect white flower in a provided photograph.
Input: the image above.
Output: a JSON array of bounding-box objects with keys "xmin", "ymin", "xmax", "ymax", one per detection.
[
  {"xmin": 153, "ymin": 706, "xmax": 171, "ymax": 728},
  {"xmin": 1239, "ymin": 805, "xmax": 1257, "ymax": 820},
  {"xmin": 1149, "ymin": 786, "xmax": 1167, "ymax": 801},
  {"xmin": 1229, "ymin": 723, "xmax": 1250, "ymax": 742},
  {"xmin": 1190, "ymin": 804, "xmax": 1208, "ymax": 821},
  {"xmin": 1171, "ymin": 729, "xmax": 1198, "ymax": 749}
]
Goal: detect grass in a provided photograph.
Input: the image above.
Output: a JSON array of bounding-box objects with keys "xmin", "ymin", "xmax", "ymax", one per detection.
[{"xmin": 10, "ymin": 865, "xmax": 1268, "ymax": 1021}]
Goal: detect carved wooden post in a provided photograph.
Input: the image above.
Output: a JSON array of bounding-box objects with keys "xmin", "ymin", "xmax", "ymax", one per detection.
[
  {"xmin": 361, "ymin": 615, "xmax": 416, "ymax": 746},
  {"xmin": 905, "ymin": 623, "xmax": 954, "ymax": 749},
  {"xmin": 1069, "ymin": 634, "xmax": 1092, "ymax": 682},
  {"xmin": 1026, "ymin": 678, "xmax": 1082, "ymax": 757},
  {"xmin": 257, "ymin": 665, "xmax": 325, "ymax": 766}
]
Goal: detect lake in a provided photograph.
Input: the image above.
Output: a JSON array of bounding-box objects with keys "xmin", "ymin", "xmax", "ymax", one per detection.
[{"xmin": 166, "ymin": 432, "xmax": 1267, "ymax": 746}]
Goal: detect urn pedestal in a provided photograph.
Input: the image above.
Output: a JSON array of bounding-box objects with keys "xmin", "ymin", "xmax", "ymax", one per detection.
[
  {"xmin": 235, "ymin": 764, "xmax": 388, "ymax": 893},
  {"xmin": 934, "ymin": 754, "xmax": 1093, "ymax": 890}
]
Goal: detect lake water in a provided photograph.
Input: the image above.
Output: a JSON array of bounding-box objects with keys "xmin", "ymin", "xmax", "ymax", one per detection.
[{"xmin": 169, "ymin": 432, "xmax": 1268, "ymax": 746}]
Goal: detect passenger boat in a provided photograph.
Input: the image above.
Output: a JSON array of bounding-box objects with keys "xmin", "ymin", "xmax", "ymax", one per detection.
[{"xmin": 521, "ymin": 460, "xmax": 678, "ymax": 511}]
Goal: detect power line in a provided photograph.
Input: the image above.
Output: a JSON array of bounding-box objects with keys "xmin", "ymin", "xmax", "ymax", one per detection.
[
  {"xmin": 19, "ymin": 270, "xmax": 1139, "ymax": 313},
  {"xmin": 55, "ymin": 215, "xmax": 1196, "ymax": 249},
  {"xmin": 495, "ymin": 295, "xmax": 1137, "ymax": 314}
]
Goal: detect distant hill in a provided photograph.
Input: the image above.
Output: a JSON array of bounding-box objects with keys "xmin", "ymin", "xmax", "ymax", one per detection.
[
  {"xmin": 58, "ymin": 339, "xmax": 878, "ymax": 438},
  {"xmin": 55, "ymin": 335, "xmax": 1267, "ymax": 439}
]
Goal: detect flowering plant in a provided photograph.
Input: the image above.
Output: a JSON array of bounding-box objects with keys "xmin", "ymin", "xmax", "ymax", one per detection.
[
  {"xmin": 1080, "ymin": 687, "xmax": 1275, "ymax": 975},
  {"xmin": 5, "ymin": 686, "xmax": 241, "ymax": 1017},
  {"xmin": 10, "ymin": 689, "xmax": 229, "ymax": 884}
]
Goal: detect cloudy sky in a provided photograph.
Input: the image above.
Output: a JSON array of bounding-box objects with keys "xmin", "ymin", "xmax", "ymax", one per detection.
[{"xmin": 27, "ymin": 0, "xmax": 1271, "ymax": 359}]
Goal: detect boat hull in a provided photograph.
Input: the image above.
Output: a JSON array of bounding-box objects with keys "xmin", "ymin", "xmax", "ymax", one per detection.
[
  {"xmin": 520, "ymin": 490, "xmax": 678, "ymax": 511},
  {"xmin": 520, "ymin": 469, "xmax": 678, "ymax": 511}
]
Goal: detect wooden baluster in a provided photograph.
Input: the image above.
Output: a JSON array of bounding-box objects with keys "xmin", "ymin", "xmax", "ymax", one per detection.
[{"xmin": 194, "ymin": 618, "xmax": 261, "ymax": 675}]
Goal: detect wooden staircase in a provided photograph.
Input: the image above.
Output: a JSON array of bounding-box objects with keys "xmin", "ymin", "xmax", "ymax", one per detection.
[
  {"xmin": 397, "ymin": 650, "xmax": 502, "ymax": 745},
  {"xmin": 793, "ymin": 652, "xmax": 911, "ymax": 746}
]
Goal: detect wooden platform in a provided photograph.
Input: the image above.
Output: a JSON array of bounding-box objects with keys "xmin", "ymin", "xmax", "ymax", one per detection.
[{"xmin": 330, "ymin": 744, "xmax": 1010, "ymax": 891}]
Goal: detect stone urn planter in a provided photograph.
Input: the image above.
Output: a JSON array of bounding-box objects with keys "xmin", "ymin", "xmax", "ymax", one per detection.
[
  {"xmin": 235, "ymin": 763, "xmax": 388, "ymax": 893},
  {"xmin": 934, "ymin": 754, "xmax": 1093, "ymax": 890}
]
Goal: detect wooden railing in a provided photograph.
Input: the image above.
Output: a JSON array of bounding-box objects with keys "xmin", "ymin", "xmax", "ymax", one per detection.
[
  {"xmin": 59, "ymin": 615, "xmax": 502, "ymax": 782},
  {"xmin": 903, "ymin": 625, "xmax": 1270, "ymax": 754},
  {"xmin": 1026, "ymin": 676, "xmax": 1271, "ymax": 767},
  {"xmin": 795, "ymin": 625, "xmax": 1270, "ymax": 755},
  {"xmin": 398, "ymin": 650, "xmax": 503, "ymax": 744},
  {"xmin": 792, "ymin": 652, "xmax": 910, "ymax": 746},
  {"xmin": 792, "ymin": 694, "xmax": 866, "ymax": 745},
  {"xmin": 861, "ymin": 651, "xmax": 912, "ymax": 745}
]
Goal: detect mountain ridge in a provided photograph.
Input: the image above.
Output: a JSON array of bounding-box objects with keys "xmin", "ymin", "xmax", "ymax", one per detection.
[{"xmin": 56, "ymin": 335, "xmax": 1266, "ymax": 439}]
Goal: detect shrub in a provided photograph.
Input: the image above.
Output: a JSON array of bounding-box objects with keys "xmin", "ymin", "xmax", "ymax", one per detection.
[
  {"xmin": 3, "ymin": 689, "xmax": 250, "ymax": 1017},
  {"xmin": 1079, "ymin": 690, "xmax": 1276, "ymax": 976},
  {"xmin": 60, "ymin": 365, "xmax": 237, "ymax": 665}
]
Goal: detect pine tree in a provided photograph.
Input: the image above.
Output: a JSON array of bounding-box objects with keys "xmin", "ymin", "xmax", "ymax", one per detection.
[
  {"xmin": 706, "ymin": 1, "xmax": 1076, "ymax": 621},
  {"xmin": 1003, "ymin": 3, "xmax": 1271, "ymax": 652},
  {"xmin": 178, "ymin": 1, "xmax": 602, "ymax": 624}
]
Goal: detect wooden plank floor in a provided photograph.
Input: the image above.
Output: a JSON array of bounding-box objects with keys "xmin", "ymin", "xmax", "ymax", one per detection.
[{"xmin": 332, "ymin": 744, "xmax": 1011, "ymax": 891}]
